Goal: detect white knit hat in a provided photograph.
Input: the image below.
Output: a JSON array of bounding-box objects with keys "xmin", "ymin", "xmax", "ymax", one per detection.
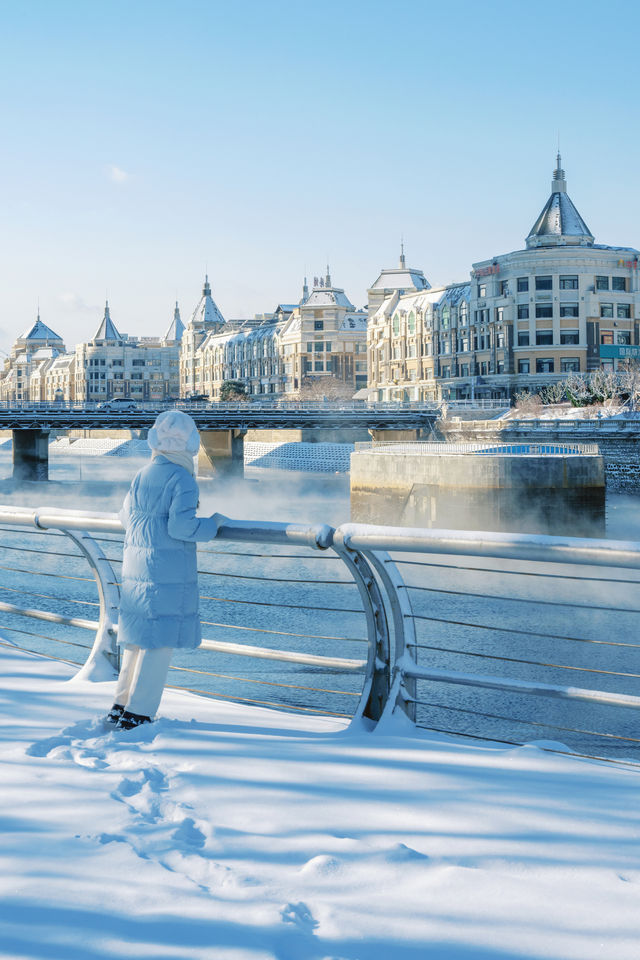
[{"xmin": 148, "ymin": 410, "xmax": 200, "ymax": 455}]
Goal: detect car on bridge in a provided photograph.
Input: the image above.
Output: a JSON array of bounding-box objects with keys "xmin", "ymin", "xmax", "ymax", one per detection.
[{"xmin": 97, "ymin": 398, "xmax": 138, "ymax": 412}]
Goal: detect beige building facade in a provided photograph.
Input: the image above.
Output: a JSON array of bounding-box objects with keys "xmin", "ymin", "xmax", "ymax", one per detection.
[{"xmin": 367, "ymin": 157, "xmax": 640, "ymax": 402}]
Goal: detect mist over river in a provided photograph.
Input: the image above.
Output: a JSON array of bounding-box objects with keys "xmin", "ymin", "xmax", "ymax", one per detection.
[{"xmin": 1, "ymin": 449, "xmax": 640, "ymax": 760}]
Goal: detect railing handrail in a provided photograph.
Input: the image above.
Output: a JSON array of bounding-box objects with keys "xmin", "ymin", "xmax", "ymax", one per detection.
[
  {"xmin": 337, "ymin": 522, "xmax": 640, "ymax": 570},
  {"xmin": 4, "ymin": 505, "xmax": 640, "ymax": 757}
]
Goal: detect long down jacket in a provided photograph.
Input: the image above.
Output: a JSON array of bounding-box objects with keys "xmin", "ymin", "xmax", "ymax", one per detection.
[{"xmin": 117, "ymin": 455, "xmax": 220, "ymax": 650}]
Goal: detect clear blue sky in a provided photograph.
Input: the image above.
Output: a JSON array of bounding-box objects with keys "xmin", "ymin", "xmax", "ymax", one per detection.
[{"xmin": 0, "ymin": 0, "xmax": 638, "ymax": 354}]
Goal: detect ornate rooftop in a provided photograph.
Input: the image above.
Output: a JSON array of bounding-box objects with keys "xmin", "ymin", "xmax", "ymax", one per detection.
[{"xmin": 526, "ymin": 155, "xmax": 594, "ymax": 248}]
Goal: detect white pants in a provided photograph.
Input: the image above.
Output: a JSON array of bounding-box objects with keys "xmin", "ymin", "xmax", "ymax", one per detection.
[{"xmin": 114, "ymin": 645, "xmax": 173, "ymax": 718}]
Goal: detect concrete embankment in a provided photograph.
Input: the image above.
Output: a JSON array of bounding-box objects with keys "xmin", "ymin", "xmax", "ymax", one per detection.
[
  {"xmin": 439, "ymin": 418, "xmax": 640, "ymax": 491},
  {"xmin": 350, "ymin": 441, "xmax": 605, "ymax": 536}
]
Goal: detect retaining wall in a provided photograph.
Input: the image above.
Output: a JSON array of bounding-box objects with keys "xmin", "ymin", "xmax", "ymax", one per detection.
[{"xmin": 439, "ymin": 418, "xmax": 640, "ymax": 492}]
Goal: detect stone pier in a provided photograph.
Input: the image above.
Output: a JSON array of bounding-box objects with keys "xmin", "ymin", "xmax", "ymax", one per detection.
[
  {"xmin": 198, "ymin": 429, "xmax": 245, "ymax": 480},
  {"xmin": 12, "ymin": 429, "xmax": 50, "ymax": 482}
]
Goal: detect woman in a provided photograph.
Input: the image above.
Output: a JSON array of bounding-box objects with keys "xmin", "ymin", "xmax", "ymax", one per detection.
[{"xmin": 107, "ymin": 410, "xmax": 225, "ymax": 729}]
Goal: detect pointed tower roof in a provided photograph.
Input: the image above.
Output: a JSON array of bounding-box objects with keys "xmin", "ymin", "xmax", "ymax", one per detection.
[
  {"xmin": 526, "ymin": 154, "xmax": 594, "ymax": 248},
  {"xmin": 92, "ymin": 301, "xmax": 122, "ymax": 341},
  {"xmin": 20, "ymin": 314, "xmax": 64, "ymax": 342},
  {"xmin": 188, "ymin": 275, "xmax": 225, "ymax": 327},
  {"xmin": 164, "ymin": 301, "xmax": 185, "ymax": 342}
]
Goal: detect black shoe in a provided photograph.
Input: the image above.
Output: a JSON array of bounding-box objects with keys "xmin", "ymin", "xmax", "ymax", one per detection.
[
  {"xmin": 105, "ymin": 703, "xmax": 125, "ymax": 724},
  {"xmin": 117, "ymin": 709, "xmax": 152, "ymax": 730}
]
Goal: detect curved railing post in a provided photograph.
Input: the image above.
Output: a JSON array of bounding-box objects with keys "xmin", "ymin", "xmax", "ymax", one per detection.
[
  {"xmin": 46, "ymin": 525, "xmax": 121, "ymax": 681},
  {"xmin": 362, "ymin": 550, "xmax": 417, "ymax": 724},
  {"xmin": 331, "ymin": 530, "xmax": 390, "ymax": 722}
]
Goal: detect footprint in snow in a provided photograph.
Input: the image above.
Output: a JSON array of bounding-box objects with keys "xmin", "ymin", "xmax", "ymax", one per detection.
[
  {"xmin": 26, "ymin": 717, "xmax": 108, "ymax": 758},
  {"xmin": 280, "ymin": 902, "xmax": 318, "ymax": 932}
]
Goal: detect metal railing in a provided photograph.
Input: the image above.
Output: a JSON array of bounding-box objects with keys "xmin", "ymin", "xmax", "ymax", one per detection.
[
  {"xmin": 2, "ymin": 505, "xmax": 640, "ymax": 764},
  {"xmin": 0, "ymin": 507, "xmax": 389, "ymax": 721}
]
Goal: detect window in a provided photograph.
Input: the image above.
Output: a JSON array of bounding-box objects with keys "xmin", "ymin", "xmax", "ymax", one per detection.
[
  {"xmin": 559, "ymin": 275, "xmax": 579, "ymax": 290},
  {"xmin": 518, "ymin": 359, "xmax": 530, "ymax": 374},
  {"xmin": 536, "ymin": 330, "xmax": 553, "ymax": 345},
  {"xmin": 112, "ymin": 359, "xmax": 123, "ymax": 367},
  {"xmin": 497, "ymin": 361, "xmax": 505, "ymax": 374},
  {"xmin": 478, "ymin": 283, "xmax": 487, "ymax": 298},
  {"xmin": 612, "ymin": 277, "xmax": 627, "ymax": 291},
  {"xmin": 496, "ymin": 307, "xmax": 504, "ymax": 323},
  {"xmin": 517, "ymin": 304, "xmax": 529, "ymax": 320},
  {"xmin": 600, "ymin": 304, "xmax": 614, "ymax": 318},
  {"xmin": 314, "ymin": 360, "xmax": 324, "ymax": 371},
  {"xmin": 560, "ymin": 330, "xmax": 579, "ymax": 345},
  {"xmin": 441, "ymin": 365, "xmax": 450, "ymax": 378},
  {"xmin": 517, "ymin": 277, "xmax": 529, "ymax": 292},
  {"xmin": 497, "ymin": 332, "xmax": 505, "ymax": 348},
  {"xmin": 499, "ymin": 280, "xmax": 509, "ymax": 295},
  {"xmin": 600, "ymin": 331, "xmax": 614, "ymax": 345},
  {"xmin": 517, "ymin": 331, "xmax": 530, "ymax": 346},
  {"xmin": 392, "ymin": 315, "xmax": 400, "ymax": 335},
  {"xmin": 561, "ymin": 358, "xmax": 580, "ymax": 373},
  {"xmin": 408, "ymin": 313, "xmax": 416, "ymax": 334},
  {"xmin": 314, "ymin": 320, "xmax": 324, "ymax": 330},
  {"xmin": 132, "ymin": 359, "xmax": 145, "ymax": 366},
  {"xmin": 480, "ymin": 361, "xmax": 488, "ymax": 375},
  {"xmin": 535, "ymin": 304, "xmax": 553, "ymax": 319},
  {"xmin": 617, "ymin": 331, "xmax": 631, "ymax": 345},
  {"xmin": 535, "ymin": 276, "xmax": 553, "ymax": 290},
  {"xmin": 560, "ymin": 303, "xmax": 579, "ymax": 318},
  {"xmin": 130, "ymin": 373, "xmax": 142, "ymax": 380},
  {"xmin": 617, "ymin": 304, "xmax": 631, "ymax": 319},
  {"xmin": 536, "ymin": 358, "xmax": 554, "ymax": 373},
  {"xmin": 314, "ymin": 342, "xmax": 324, "ymax": 352},
  {"xmin": 596, "ymin": 276, "xmax": 609, "ymax": 290}
]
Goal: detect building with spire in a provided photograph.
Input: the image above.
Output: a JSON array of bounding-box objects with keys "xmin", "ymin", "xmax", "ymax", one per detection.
[
  {"xmin": 0, "ymin": 313, "xmax": 67, "ymax": 403},
  {"xmin": 180, "ymin": 275, "xmax": 226, "ymax": 396},
  {"xmin": 74, "ymin": 300, "xmax": 182, "ymax": 403},
  {"xmin": 182, "ymin": 269, "xmax": 368, "ymax": 399},
  {"xmin": 367, "ymin": 156, "xmax": 640, "ymax": 402}
]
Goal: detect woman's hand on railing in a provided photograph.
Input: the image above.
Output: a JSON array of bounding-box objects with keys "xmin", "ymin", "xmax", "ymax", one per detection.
[{"xmin": 209, "ymin": 512, "xmax": 229, "ymax": 535}]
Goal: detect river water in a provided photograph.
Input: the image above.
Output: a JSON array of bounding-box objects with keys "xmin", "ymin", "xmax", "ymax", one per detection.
[{"xmin": 1, "ymin": 451, "xmax": 639, "ymax": 761}]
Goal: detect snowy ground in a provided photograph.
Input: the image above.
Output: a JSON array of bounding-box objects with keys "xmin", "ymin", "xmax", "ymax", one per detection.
[{"xmin": 2, "ymin": 646, "xmax": 640, "ymax": 959}]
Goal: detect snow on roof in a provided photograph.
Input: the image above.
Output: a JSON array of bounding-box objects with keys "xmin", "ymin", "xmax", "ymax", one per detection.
[
  {"xmin": 189, "ymin": 275, "xmax": 225, "ymax": 327},
  {"xmin": 163, "ymin": 303, "xmax": 185, "ymax": 342},
  {"xmin": 526, "ymin": 155, "xmax": 594, "ymax": 247},
  {"xmin": 303, "ymin": 289, "xmax": 351, "ymax": 308},
  {"xmin": 369, "ymin": 268, "xmax": 430, "ymax": 291}
]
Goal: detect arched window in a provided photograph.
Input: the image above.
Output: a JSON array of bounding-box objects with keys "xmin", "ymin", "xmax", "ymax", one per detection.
[
  {"xmin": 408, "ymin": 312, "xmax": 416, "ymax": 334},
  {"xmin": 392, "ymin": 314, "xmax": 400, "ymax": 336}
]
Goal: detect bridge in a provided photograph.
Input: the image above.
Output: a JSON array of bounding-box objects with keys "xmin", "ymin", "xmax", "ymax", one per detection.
[{"xmin": 0, "ymin": 401, "xmax": 441, "ymax": 481}]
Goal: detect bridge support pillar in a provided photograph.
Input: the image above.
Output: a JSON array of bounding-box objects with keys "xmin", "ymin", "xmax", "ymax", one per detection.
[
  {"xmin": 368, "ymin": 428, "xmax": 422, "ymax": 443},
  {"xmin": 198, "ymin": 429, "xmax": 245, "ymax": 481},
  {"xmin": 13, "ymin": 429, "xmax": 50, "ymax": 482}
]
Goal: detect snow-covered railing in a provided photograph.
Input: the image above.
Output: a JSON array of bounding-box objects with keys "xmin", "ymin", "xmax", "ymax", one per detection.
[
  {"xmin": 340, "ymin": 523, "xmax": 640, "ymax": 762},
  {"xmin": 2, "ymin": 506, "xmax": 640, "ymax": 760},
  {"xmin": 0, "ymin": 506, "xmax": 389, "ymax": 721}
]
